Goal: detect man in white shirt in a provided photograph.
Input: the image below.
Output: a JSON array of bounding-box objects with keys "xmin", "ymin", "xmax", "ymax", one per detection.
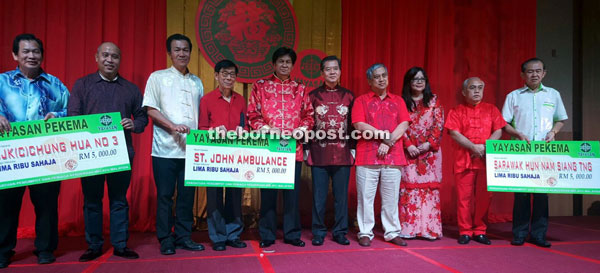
[
  {"xmin": 502, "ymin": 57, "xmax": 568, "ymax": 248},
  {"xmin": 143, "ymin": 34, "xmax": 204, "ymax": 255}
]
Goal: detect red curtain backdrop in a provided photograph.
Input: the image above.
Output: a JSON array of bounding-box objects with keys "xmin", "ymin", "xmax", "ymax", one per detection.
[
  {"xmin": 341, "ymin": 0, "xmax": 536, "ymax": 224},
  {"xmin": 0, "ymin": 0, "xmax": 165, "ymax": 237},
  {"xmin": 2, "ymin": 0, "xmax": 536, "ymax": 238}
]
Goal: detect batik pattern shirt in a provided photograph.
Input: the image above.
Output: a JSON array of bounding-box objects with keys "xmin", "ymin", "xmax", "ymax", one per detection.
[{"xmin": 0, "ymin": 67, "xmax": 69, "ymax": 122}]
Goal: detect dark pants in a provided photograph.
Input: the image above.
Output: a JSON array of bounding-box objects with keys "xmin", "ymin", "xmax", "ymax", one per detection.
[
  {"xmin": 206, "ymin": 187, "xmax": 243, "ymax": 244},
  {"xmin": 259, "ymin": 162, "xmax": 302, "ymax": 241},
  {"xmin": 311, "ymin": 165, "xmax": 350, "ymax": 238},
  {"xmin": 153, "ymin": 157, "xmax": 195, "ymax": 243},
  {"xmin": 512, "ymin": 193, "xmax": 549, "ymax": 240},
  {"xmin": 81, "ymin": 170, "xmax": 131, "ymax": 250},
  {"xmin": 0, "ymin": 182, "xmax": 60, "ymax": 259}
]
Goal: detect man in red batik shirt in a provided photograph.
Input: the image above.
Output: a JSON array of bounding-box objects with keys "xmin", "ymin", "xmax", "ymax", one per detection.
[
  {"xmin": 247, "ymin": 47, "xmax": 314, "ymax": 248},
  {"xmin": 444, "ymin": 77, "xmax": 506, "ymax": 245},
  {"xmin": 352, "ymin": 63, "xmax": 410, "ymax": 247},
  {"xmin": 198, "ymin": 59, "xmax": 247, "ymax": 252}
]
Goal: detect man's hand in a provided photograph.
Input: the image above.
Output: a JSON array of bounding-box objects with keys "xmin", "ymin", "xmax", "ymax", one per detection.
[
  {"xmin": 0, "ymin": 115, "xmax": 11, "ymax": 134},
  {"xmin": 171, "ymin": 124, "xmax": 190, "ymax": 134},
  {"xmin": 377, "ymin": 143, "xmax": 390, "ymax": 158},
  {"xmin": 407, "ymin": 145, "xmax": 420, "ymax": 158},
  {"xmin": 417, "ymin": 142, "xmax": 431, "ymax": 153},
  {"xmin": 470, "ymin": 144, "xmax": 485, "ymax": 158},
  {"xmin": 517, "ymin": 132, "xmax": 530, "ymax": 143},
  {"xmin": 43, "ymin": 112, "xmax": 55, "ymax": 121},
  {"xmin": 292, "ymin": 127, "xmax": 307, "ymax": 142},
  {"xmin": 121, "ymin": 118, "xmax": 134, "ymax": 130},
  {"xmin": 544, "ymin": 131, "xmax": 556, "ymax": 142}
]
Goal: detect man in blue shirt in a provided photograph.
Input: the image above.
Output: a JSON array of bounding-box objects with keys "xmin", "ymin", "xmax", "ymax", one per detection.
[{"xmin": 0, "ymin": 33, "xmax": 69, "ymax": 268}]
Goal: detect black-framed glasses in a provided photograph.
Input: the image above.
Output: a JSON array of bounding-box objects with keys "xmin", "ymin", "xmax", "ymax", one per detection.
[
  {"xmin": 219, "ymin": 71, "xmax": 237, "ymax": 78},
  {"xmin": 411, "ymin": 78, "xmax": 426, "ymax": 83}
]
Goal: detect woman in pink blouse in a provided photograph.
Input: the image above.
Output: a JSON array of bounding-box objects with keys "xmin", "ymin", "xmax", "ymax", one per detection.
[{"xmin": 399, "ymin": 67, "xmax": 444, "ymax": 240}]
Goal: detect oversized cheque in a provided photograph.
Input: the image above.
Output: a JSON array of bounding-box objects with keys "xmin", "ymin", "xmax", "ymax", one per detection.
[
  {"xmin": 185, "ymin": 130, "xmax": 296, "ymax": 189},
  {"xmin": 0, "ymin": 112, "xmax": 130, "ymax": 190},
  {"xmin": 486, "ymin": 140, "xmax": 600, "ymax": 194}
]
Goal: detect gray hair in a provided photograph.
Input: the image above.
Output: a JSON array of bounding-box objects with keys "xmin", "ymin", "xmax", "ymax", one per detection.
[
  {"xmin": 462, "ymin": 77, "xmax": 484, "ymax": 90},
  {"xmin": 366, "ymin": 63, "xmax": 387, "ymax": 80}
]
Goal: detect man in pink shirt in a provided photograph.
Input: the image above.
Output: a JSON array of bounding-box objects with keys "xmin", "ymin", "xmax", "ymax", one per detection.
[{"xmin": 351, "ymin": 63, "xmax": 410, "ymax": 247}]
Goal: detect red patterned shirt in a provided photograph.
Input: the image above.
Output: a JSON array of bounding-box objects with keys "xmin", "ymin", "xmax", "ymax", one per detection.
[
  {"xmin": 307, "ymin": 84, "xmax": 355, "ymax": 166},
  {"xmin": 351, "ymin": 91, "xmax": 411, "ymax": 166},
  {"xmin": 247, "ymin": 75, "xmax": 314, "ymax": 161},
  {"xmin": 444, "ymin": 102, "xmax": 506, "ymax": 173}
]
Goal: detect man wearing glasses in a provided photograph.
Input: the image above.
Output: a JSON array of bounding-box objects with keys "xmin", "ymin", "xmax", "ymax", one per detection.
[{"xmin": 198, "ymin": 60, "xmax": 247, "ymax": 251}]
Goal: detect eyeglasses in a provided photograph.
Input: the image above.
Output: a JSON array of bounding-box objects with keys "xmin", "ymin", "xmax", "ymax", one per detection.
[
  {"xmin": 411, "ymin": 78, "xmax": 426, "ymax": 83},
  {"xmin": 219, "ymin": 71, "xmax": 237, "ymax": 78}
]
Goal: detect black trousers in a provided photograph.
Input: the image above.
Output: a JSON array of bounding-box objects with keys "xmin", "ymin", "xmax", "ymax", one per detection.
[
  {"xmin": 512, "ymin": 193, "xmax": 549, "ymax": 240},
  {"xmin": 206, "ymin": 187, "xmax": 243, "ymax": 244},
  {"xmin": 0, "ymin": 182, "xmax": 60, "ymax": 259},
  {"xmin": 81, "ymin": 170, "xmax": 131, "ymax": 250},
  {"xmin": 259, "ymin": 162, "xmax": 303, "ymax": 241},
  {"xmin": 311, "ymin": 165, "xmax": 350, "ymax": 238},
  {"xmin": 152, "ymin": 157, "xmax": 195, "ymax": 243}
]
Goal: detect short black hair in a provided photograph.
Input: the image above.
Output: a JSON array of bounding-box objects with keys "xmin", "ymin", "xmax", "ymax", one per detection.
[
  {"xmin": 320, "ymin": 55, "xmax": 341, "ymax": 71},
  {"xmin": 166, "ymin": 33, "xmax": 192, "ymax": 52},
  {"xmin": 13, "ymin": 33, "xmax": 43, "ymax": 55},
  {"xmin": 272, "ymin": 47, "xmax": 296, "ymax": 64},
  {"xmin": 214, "ymin": 59, "xmax": 238, "ymax": 74},
  {"xmin": 521, "ymin": 57, "xmax": 545, "ymax": 72}
]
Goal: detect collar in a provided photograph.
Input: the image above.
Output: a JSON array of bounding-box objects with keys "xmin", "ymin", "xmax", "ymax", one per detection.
[
  {"xmin": 323, "ymin": 83, "xmax": 338, "ymax": 91},
  {"xmin": 519, "ymin": 83, "xmax": 546, "ymax": 93},
  {"xmin": 271, "ymin": 73, "xmax": 292, "ymax": 84},
  {"xmin": 464, "ymin": 102, "xmax": 482, "ymax": 109},
  {"xmin": 98, "ymin": 72, "xmax": 119, "ymax": 82},
  {"xmin": 213, "ymin": 87, "xmax": 236, "ymax": 101},
  {"xmin": 11, "ymin": 66, "xmax": 49, "ymax": 82},
  {"xmin": 369, "ymin": 90, "xmax": 393, "ymax": 100},
  {"xmin": 169, "ymin": 66, "xmax": 190, "ymax": 77}
]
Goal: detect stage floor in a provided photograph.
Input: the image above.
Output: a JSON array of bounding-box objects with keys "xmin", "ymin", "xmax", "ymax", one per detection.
[{"xmin": 4, "ymin": 216, "xmax": 600, "ymax": 272}]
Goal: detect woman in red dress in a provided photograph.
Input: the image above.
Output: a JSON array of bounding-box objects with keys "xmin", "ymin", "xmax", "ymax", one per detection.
[{"xmin": 399, "ymin": 67, "xmax": 444, "ymax": 240}]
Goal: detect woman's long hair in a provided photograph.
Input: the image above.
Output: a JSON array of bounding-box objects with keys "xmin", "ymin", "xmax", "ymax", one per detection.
[{"xmin": 401, "ymin": 67, "xmax": 434, "ymax": 112}]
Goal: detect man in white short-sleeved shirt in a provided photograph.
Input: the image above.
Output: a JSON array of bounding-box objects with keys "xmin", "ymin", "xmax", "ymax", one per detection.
[
  {"xmin": 142, "ymin": 33, "xmax": 204, "ymax": 255},
  {"xmin": 502, "ymin": 57, "xmax": 568, "ymax": 248}
]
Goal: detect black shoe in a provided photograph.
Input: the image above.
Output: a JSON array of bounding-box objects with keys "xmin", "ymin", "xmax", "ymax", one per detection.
[
  {"xmin": 113, "ymin": 248, "xmax": 139, "ymax": 259},
  {"xmin": 259, "ymin": 240, "xmax": 275, "ymax": 248},
  {"xmin": 176, "ymin": 239, "xmax": 205, "ymax": 251},
  {"xmin": 226, "ymin": 239, "xmax": 247, "ymax": 248},
  {"xmin": 0, "ymin": 259, "xmax": 9, "ymax": 269},
  {"xmin": 160, "ymin": 239, "xmax": 176, "ymax": 255},
  {"xmin": 528, "ymin": 238, "xmax": 551, "ymax": 248},
  {"xmin": 458, "ymin": 235, "xmax": 471, "ymax": 244},
  {"xmin": 511, "ymin": 238, "xmax": 525, "ymax": 246},
  {"xmin": 284, "ymin": 239, "xmax": 305, "ymax": 247},
  {"xmin": 36, "ymin": 251, "xmax": 56, "ymax": 264},
  {"xmin": 473, "ymin": 234, "xmax": 491, "ymax": 245},
  {"xmin": 79, "ymin": 248, "xmax": 102, "ymax": 262},
  {"xmin": 311, "ymin": 237, "xmax": 324, "ymax": 246},
  {"xmin": 333, "ymin": 235, "xmax": 350, "ymax": 245},
  {"xmin": 212, "ymin": 242, "xmax": 226, "ymax": 251}
]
